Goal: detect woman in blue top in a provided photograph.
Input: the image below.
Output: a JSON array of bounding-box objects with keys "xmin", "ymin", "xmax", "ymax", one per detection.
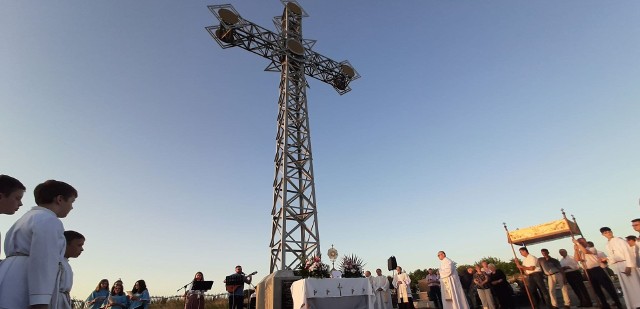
[
  {"xmin": 104, "ymin": 281, "xmax": 129, "ymax": 309},
  {"xmin": 85, "ymin": 279, "xmax": 110, "ymax": 309},
  {"xmin": 128, "ymin": 280, "xmax": 150, "ymax": 309}
]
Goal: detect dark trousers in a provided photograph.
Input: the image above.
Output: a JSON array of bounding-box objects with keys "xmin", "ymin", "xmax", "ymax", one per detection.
[
  {"xmin": 229, "ymin": 295, "xmax": 244, "ymax": 309},
  {"xmin": 586, "ymin": 267, "xmax": 622, "ymax": 309},
  {"xmin": 429, "ymin": 285, "xmax": 443, "ymax": 309},
  {"xmin": 565, "ymin": 270, "xmax": 592, "ymax": 306},
  {"xmin": 526, "ymin": 272, "xmax": 550, "ymax": 309},
  {"xmin": 398, "ymin": 297, "xmax": 415, "ymax": 309},
  {"xmin": 464, "ymin": 287, "xmax": 478, "ymax": 308}
]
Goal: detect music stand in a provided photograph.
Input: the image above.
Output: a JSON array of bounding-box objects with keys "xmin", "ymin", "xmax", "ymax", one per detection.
[{"xmin": 191, "ymin": 281, "xmax": 213, "ymax": 291}]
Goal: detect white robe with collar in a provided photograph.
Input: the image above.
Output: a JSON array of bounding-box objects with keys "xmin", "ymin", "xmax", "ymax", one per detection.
[
  {"xmin": 393, "ymin": 272, "xmax": 412, "ymax": 303},
  {"xmin": 372, "ymin": 275, "xmax": 392, "ymax": 309},
  {"xmin": 0, "ymin": 206, "xmax": 66, "ymax": 309},
  {"xmin": 439, "ymin": 257, "xmax": 470, "ymax": 309},
  {"xmin": 605, "ymin": 237, "xmax": 640, "ymax": 308}
]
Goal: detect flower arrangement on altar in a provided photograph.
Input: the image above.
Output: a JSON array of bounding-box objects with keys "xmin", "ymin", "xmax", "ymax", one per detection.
[
  {"xmin": 339, "ymin": 254, "xmax": 366, "ymax": 278},
  {"xmin": 296, "ymin": 255, "xmax": 331, "ymax": 279}
]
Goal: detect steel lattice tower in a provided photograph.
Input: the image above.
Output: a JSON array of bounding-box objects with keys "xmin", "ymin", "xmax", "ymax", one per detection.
[{"xmin": 206, "ymin": 1, "xmax": 359, "ymax": 273}]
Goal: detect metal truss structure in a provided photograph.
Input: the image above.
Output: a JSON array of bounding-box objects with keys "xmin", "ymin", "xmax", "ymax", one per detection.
[{"xmin": 206, "ymin": 1, "xmax": 359, "ymax": 273}]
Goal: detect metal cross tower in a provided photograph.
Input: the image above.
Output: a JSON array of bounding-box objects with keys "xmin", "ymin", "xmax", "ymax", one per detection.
[{"xmin": 206, "ymin": 1, "xmax": 359, "ymax": 273}]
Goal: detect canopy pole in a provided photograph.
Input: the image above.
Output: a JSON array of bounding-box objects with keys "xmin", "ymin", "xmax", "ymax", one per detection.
[
  {"xmin": 566, "ymin": 210, "xmax": 601, "ymax": 308},
  {"xmin": 503, "ymin": 222, "xmax": 535, "ymax": 309}
]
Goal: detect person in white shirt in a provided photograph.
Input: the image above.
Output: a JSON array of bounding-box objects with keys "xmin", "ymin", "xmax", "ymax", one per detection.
[
  {"xmin": 558, "ymin": 248, "xmax": 591, "ymax": 307},
  {"xmin": 515, "ymin": 247, "xmax": 550, "ymax": 309},
  {"xmin": 600, "ymin": 227, "xmax": 640, "ymax": 309},
  {"xmin": 625, "ymin": 235, "xmax": 640, "ymax": 267},
  {"xmin": 573, "ymin": 237, "xmax": 622, "ymax": 309}
]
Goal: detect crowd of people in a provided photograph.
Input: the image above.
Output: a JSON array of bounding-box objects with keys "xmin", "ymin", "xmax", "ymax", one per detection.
[
  {"xmin": 84, "ymin": 279, "xmax": 150, "ymax": 309},
  {"xmin": 0, "ymin": 175, "xmax": 152, "ymax": 309},
  {"xmin": 367, "ymin": 220, "xmax": 640, "ymax": 309},
  {"xmin": 3, "ymin": 173, "xmax": 640, "ymax": 309},
  {"xmin": 396, "ymin": 224, "xmax": 640, "ymax": 309}
]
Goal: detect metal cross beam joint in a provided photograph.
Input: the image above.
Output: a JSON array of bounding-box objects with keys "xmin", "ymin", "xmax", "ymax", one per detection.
[{"xmin": 206, "ymin": 1, "xmax": 360, "ymax": 94}]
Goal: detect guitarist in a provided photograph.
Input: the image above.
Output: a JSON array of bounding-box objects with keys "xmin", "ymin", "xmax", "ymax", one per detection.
[{"xmin": 224, "ymin": 265, "xmax": 253, "ymax": 309}]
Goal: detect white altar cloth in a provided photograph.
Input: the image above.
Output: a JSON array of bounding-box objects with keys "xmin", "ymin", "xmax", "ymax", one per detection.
[{"xmin": 291, "ymin": 278, "xmax": 375, "ymax": 309}]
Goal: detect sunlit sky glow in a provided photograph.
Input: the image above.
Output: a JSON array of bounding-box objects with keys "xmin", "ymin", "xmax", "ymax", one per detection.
[{"xmin": 1, "ymin": 0, "xmax": 639, "ymax": 300}]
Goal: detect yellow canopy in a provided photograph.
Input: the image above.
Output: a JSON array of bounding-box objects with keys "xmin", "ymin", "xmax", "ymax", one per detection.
[{"xmin": 507, "ymin": 219, "xmax": 581, "ymax": 245}]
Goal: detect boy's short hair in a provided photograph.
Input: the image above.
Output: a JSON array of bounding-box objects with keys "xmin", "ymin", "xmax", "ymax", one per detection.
[
  {"xmin": 34, "ymin": 180, "xmax": 77, "ymax": 205},
  {"xmin": 0, "ymin": 175, "xmax": 26, "ymax": 196},
  {"xmin": 64, "ymin": 230, "xmax": 85, "ymax": 243}
]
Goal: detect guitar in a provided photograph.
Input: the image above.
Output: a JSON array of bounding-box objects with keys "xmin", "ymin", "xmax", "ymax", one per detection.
[{"xmin": 225, "ymin": 271, "xmax": 257, "ymax": 293}]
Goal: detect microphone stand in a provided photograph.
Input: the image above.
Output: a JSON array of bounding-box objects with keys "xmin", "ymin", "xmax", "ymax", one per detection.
[{"xmin": 177, "ymin": 281, "xmax": 192, "ymax": 293}]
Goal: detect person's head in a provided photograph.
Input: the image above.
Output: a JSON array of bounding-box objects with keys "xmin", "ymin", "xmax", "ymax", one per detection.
[
  {"xmin": 133, "ymin": 280, "xmax": 147, "ymax": 293},
  {"xmin": 194, "ymin": 271, "xmax": 204, "ymax": 281},
  {"xmin": 365, "ymin": 271, "xmax": 371, "ymax": 277},
  {"xmin": 481, "ymin": 260, "xmax": 488, "ymax": 268},
  {"xmin": 396, "ymin": 266, "xmax": 403, "ymax": 273},
  {"xmin": 235, "ymin": 265, "xmax": 243, "ymax": 274},
  {"xmin": 0, "ymin": 175, "xmax": 26, "ymax": 215},
  {"xmin": 111, "ymin": 280, "xmax": 124, "ymax": 295},
  {"xmin": 586, "ymin": 241, "xmax": 595, "ymax": 247},
  {"xmin": 474, "ymin": 264, "xmax": 482, "ymax": 272},
  {"xmin": 467, "ymin": 267, "xmax": 474, "ymax": 274},
  {"xmin": 559, "ymin": 249, "xmax": 568, "ymax": 257},
  {"xmin": 96, "ymin": 279, "xmax": 110, "ymax": 292},
  {"xmin": 64, "ymin": 230, "xmax": 85, "ymax": 258},
  {"xmin": 376, "ymin": 268, "xmax": 382, "ymax": 276},
  {"xmin": 427, "ymin": 268, "xmax": 434, "ymax": 274},
  {"xmin": 600, "ymin": 227, "xmax": 613, "ymax": 239},
  {"xmin": 540, "ymin": 248, "xmax": 550, "ymax": 258},
  {"xmin": 576, "ymin": 237, "xmax": 588, "ymax": 247},
  {"xmin": 437, "ymin": 251, "xmax": 446, "ymax": 260},
  {"xmin": 518, "ymin": 247, "xmax": 529, "ymax": 257},
  {"xmin": 487, "ymin": 263, "xmax": 496, "ymax": 272},
  {"xmin": 34, "ymin": 180, "xmax": 77, "ymax": 218},
  {"xmin": 626, "ymin": 235, "xmax": 637, "ymax": 247},
  {"xmin": 632, "ymin": 219, "xmax": 640, "ymax": 233}
]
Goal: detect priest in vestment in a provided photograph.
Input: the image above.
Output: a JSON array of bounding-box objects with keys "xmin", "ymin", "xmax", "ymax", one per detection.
[
  {"xmin": 393, "ymin": 266, "xmax": 414, "ymax": 309},
  {"xmin": 373, "ymin": 268, "xmax": 393, "ymax": 309},
  {"xmin": 438, "ymin": 251, "xmax": 470, "ymax": 309},
  {"xmin": 600, "ymin": 227, "xmax": 640, "ymax": 309}
]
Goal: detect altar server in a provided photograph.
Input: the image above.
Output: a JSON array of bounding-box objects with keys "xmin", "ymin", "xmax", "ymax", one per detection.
[
  {"xmin": 0, "ymin": 179, "xmax": 78, "ymax": 309},
  {"xmin": 393, "ymin": 266, "xmax": 414, "ymax": 309},
  {"xmin": 373, "ymin": 269, "xmax": 392, "ymax": 309},
  {"xmin": 600, "ymin": 227, "xmax": 640, "ymax": 309},
  {"xmin": 57, "ymin": 230, "xmax": 85, "ymax": 309},
  {"xmin": 438, "ymin": 251, "xmax": 469, "ymax": 309},
  {"xmin": 0, "ymin": 175, "xmax": 25, "ymax": 256}
]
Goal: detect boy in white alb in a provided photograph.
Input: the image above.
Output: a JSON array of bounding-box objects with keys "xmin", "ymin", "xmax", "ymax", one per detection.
[{"xmin": 0, "ymin": 180, "xmax": 78, "ymax": 309}]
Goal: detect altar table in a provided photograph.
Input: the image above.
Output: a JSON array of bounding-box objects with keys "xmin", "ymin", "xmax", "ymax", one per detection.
[{"xmin": 291, "ymin": 278, "xmax": 375, "ymax": 309}]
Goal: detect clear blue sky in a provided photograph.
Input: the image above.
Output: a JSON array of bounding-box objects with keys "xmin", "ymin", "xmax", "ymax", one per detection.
[{"xmin": 1, "ymin": 0, "xmax": 639, "ymax": 300}]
